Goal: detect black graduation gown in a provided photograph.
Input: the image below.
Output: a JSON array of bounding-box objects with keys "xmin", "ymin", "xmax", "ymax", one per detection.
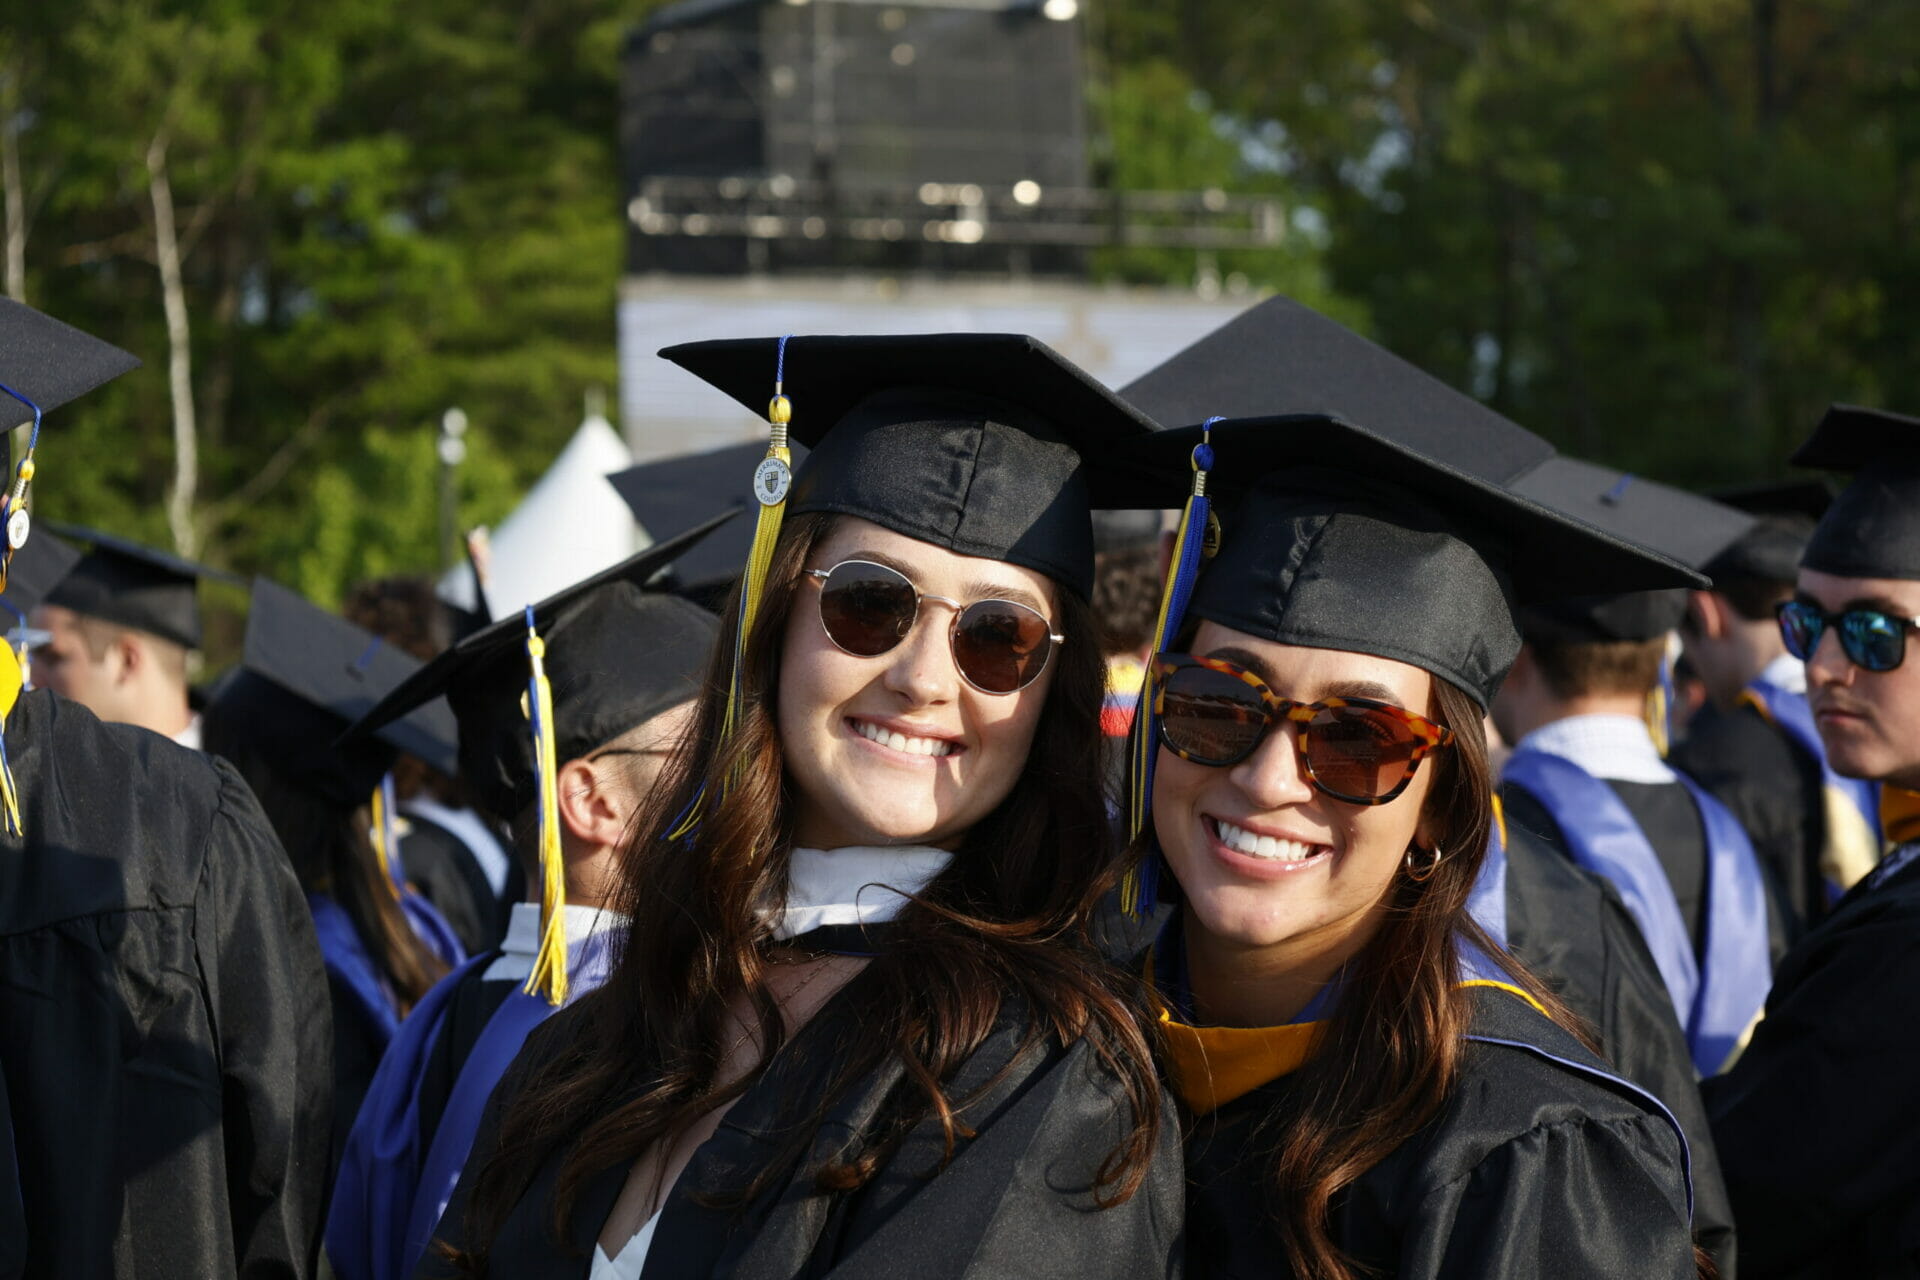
[
  {"xmin": 1183, "ymin": 986, "xmax": 1696, "ymax": 1279},
  {"xmin": 1702, "ymin": 849, "xmax": 1920, "ymax": 1278},
  {"xmin": 1672, "ymin": 703, "xmax": 1825, "ymax": 942},
  {"xmin": 424, "ymin": 964, "xmax": 1185, "ymax": 1279},
  {"xmin": 1498, "ymin": 822, "xmax": 1738, "ymax": 1275},
  {"xmin": 400, "ymin": 814, "xmax": 510, "ymax": 957},
  {"xmin": 0, "ymin": 689, "xmax": 333, "ymax": 1278}
]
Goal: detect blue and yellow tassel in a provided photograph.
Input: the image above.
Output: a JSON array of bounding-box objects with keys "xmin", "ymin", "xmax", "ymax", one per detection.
[
  {"xmin": 0, "ymin": 382, "xmax": 46, "ymax": 838},
  {"xmin": 368, "ymin": 774, "xmax": 404, "ymax": 899},
  {"xmin": 1121, "ymin": 418, "xmax": 1219, "ymax": 917},
  {"xmin": 668, "ymin": 335, "xmax": 795, "ymax": 843},
  {"xmin": 522, "ymin": 604, "xmax": 570, "ymax": 1006}
]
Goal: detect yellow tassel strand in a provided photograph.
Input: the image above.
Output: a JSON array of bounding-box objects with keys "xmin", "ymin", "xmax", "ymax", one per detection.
[
  {"xmin": 368, "ymin": 782, "xmax": 402, "ymax": 900},
  {"xmin": 725, "ymin": 393, "xmax": 794, "ymax": 738},
  {"xmin": 0, "ymin": 647, "xmax": 22, "ymax": 838},
  {"xmin": 523, "ymin": 626, "xmax": 570, "ymax": 1006},
  {"xmin": 670, "ymin": 360, "xmax": 794, "ymax": 843}
]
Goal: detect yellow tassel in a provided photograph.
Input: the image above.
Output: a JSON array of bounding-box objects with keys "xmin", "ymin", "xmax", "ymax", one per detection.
[
  {"xmin": 523, "ymin": 627, "xmax": 570, "ymax": 1006},
  {"xmin": 0, "ymin": 647, "xmax": 21, "ymax": 838},
  {"xmin": 725, "ymin": 393, "xmax": 793, "ymax": 738},
  {"xmin": 672, "ymin": 383, "xmax": 793, "ymax": 845},
  {"xmin": 368, "ymin": 782, "xmax": 402, "ymax": 900}
]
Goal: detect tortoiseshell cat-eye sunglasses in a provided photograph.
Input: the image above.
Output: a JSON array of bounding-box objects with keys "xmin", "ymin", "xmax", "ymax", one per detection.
[{"xmin": 1151, "ymin": 653, "xmax": 1454, "ymax": 805}]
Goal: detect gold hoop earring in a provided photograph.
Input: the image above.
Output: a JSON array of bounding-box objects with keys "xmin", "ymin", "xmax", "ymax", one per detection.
[{"xmin": 1403, "ymin": 843, "xmax": 1445, "ymax": 882}]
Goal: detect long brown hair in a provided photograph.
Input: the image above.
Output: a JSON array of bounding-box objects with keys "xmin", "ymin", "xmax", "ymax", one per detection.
[{"xmin": 451, "ymin": 512, "xmax": 1162, "ymax": 1270}]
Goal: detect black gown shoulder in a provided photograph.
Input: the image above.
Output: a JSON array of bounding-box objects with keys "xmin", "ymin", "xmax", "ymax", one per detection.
[
  {"xmin": 1185, "ymin": 986, "xmax": 1696, "ymax": 1280},
  {"xmin": 1500, "ymin": 820, "xmax": 1737, "ymax": 1274},
  {"xmin": 1672, "ymin": 703, "xmax": 1825, "ymax": 941},
  {"xmin": 0, "ymin": 689, "xmax": 334, "ymax": 1278},
  {"xmin": 401, "ymin": 812, "xmax": 509, "ymax": 955},
  {"xmin": 425, "ymin": 961, "xmax": 1185, "ymax": 1279},
  {"xmin": 1703, "ymin": 851, "xmax": 1920, "ymax": 1278}
]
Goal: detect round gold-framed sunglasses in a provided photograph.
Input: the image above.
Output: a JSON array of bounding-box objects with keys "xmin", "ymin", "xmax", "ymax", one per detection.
[{"xmin": 805, "ymin": 559, "xmax": 1063, "ymax": 695}]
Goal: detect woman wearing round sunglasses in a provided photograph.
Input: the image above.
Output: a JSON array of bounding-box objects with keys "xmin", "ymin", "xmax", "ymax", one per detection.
[
  {"xmin": 422, "ymin": 334, "xmax": 1180, "ymax": 1280},
  {"xmin": 1125, "ymin": 418, "xmax": 1709, "ymax": 1280}
]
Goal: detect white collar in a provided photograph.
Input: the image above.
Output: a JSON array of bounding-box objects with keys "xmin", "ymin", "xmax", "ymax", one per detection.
[
  {"xmin": 1515, "ymin": 713, "xmax": 1677, "ymax": 785},
  {"xmin": 171, "ymin": 713, "xmax": 203, "ymax": 751},
  {"xmin": 1756, "ymin": 652, "xmax": 1808, "ymax": 696},
  {"xmin": 772, "ymin": 845, "xmax": 954, "ymax": 941},
  {"xmin": 498, "ymin": 900, "xmax": 628, "ymax": 959}
]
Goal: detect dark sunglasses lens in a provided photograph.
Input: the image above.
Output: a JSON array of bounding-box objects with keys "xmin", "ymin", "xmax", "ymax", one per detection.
[
  {"xmin": 1778, "ymin": 601, "xmax": 1822, "ymax": 660},
  {"xmin": 1841, "ymin": 610, "xmax": 1906, "ymax": 672},
  {"xmin": 1158, "ymin": 664, "xmax": 1268, "ymax": 765},
  {"xmin": 953, "ymin": 600, "xmax": 1052, "ymax": 693},
  {"xmin": 818, "ymin": 562, "xmax": 917, "ymax": 656},
  {"xmin": 1306, "ymin": 705, "xmax": 1421, "ymax": 801}
]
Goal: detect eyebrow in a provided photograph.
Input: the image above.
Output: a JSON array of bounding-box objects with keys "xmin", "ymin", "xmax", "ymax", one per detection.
[
  {"xmin": 828, "ymin": 550, "xmax": 1053, "ymax": 616},
  {"xmin": 1205, "ymin": 645, "xmax": 1409, "ymax": 706}
]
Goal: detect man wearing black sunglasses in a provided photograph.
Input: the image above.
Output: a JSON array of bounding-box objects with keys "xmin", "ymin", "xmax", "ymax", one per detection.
[{"xmin": 1704, "ymin": 404, "xmax": 1920, "ymax": 1279}]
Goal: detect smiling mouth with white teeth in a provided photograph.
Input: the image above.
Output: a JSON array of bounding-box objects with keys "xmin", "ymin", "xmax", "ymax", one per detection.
[
  {"xmin": 1209, "ymin": 817, "xmax": 1328, "ymax": 863},
  {"xmin": 850, "ymin": 718, "xmax": 959, "ymax": 758}
]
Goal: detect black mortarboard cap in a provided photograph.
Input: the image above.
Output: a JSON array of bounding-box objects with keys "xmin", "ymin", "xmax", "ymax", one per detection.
[
  {"xmin": 659, "ymin": 334, "xmax": 1163, "ymax": 600},
  {"xmin": 1119, "ymin": 296, "xmax": 1556, "ymax": 486},
  {"xmin": 0, "ymin": 530, "xmax": 79, "ymax": 617},
  {"xmin": 1791, "ymin": 404, "xmax": 1920, "ymax": 581},
  {"xmin": 607, "ymin": 440, "xmax": 811, "ymax": 593},
  {"xmin": 1701, "ymin": 479, "xmax": 1828, "ymax": 584},
  {"xmin": 40, "ymin": 524, "xmax": 237, "ymax": 649},
  {"xmin": 1508, "ymin": 457, "xmax": 1755, "ymax": 643},
  {"xmin": 344, "ymin": 512, "xmax": 731, "ymax": 820},
  {"xmin": 0, "ymin": 298, "xmax": 141, "ymax": 433},
  {"xmin": 1134, "ymin": 417, "xmax": 1702, "ymax": 708},
  {"xmin": 1712, "ymin": 478, "xmax": 1834, "ymax": 523},
  {"xmin": 207, "ymin": 578, "xmax": 459, "ymax": 806}
]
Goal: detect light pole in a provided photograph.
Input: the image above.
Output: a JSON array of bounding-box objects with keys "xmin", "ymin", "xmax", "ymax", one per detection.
[{"xmin": 437, "ymin": 407, "xmax": 468, "ymax": 574}]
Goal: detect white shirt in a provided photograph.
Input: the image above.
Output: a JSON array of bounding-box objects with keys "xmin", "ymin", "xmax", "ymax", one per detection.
[
  {"xmin": 1756, "ymin": 652, "xmax": 1808, "ymax": 696},
  {"xmin": 171, "ymin": 713, "xmax": 203, "ymax": 751},
  {"xmin": 1515, "ymin": 713, "xmax": 1677, "ymax": 785},
  {"xmin": 770, "ymin": 845, "xmax": 955, "ymax": 940},
  {"xmin": 482, "ymin": 901, "xmax": 629, "ymax": 985},
  {"xmin": 590, "ymin": 1210, "xmax": 661, "ymax": 1280}
]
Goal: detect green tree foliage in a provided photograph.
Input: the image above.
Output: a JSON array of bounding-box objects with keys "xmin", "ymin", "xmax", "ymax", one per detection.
[
  {"xmin": 9, "ymin": 0, "xmax": 667, "ymax": 617},
  {"xmin": 1126, "ymin": 0, "xmax": 1920, "ymax": 482}
]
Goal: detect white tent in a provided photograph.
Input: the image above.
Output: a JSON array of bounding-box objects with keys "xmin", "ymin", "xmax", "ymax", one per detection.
[{"xmin": 438, "ymin": 410, "xmax": 644, "ymax": 620}]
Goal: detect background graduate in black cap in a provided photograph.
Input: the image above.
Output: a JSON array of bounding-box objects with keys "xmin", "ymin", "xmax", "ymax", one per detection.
[
  {"xmin": 0, "ymin": 298, "xmax": 332, "ymax": 1278},
  {"xmin": 1705, "ymin": 405, "xmax": 1920, "ymax": 1278},
  {"xmin": 343, "ymin": 574, "xmax": 518, "ymax": 958},
  {"xmin": 1494, "ymin": 458, "xmax": 1780, "ymax": 1082},
  {"xmin": 426, "ymin": 332, "xmax": 1182, "ymax": 1279},
  {"xmin": 29, "ymin": 523, "xmax": 230, "ymax": 748},
  {"xmin": 326, "ymin": 517, "xmax": 728, "ymax": 1280},
  {"xmin": 1672, "ymin": 482, "xmax": 1881, "ymax": 942},
  {"xmin": 202, "ymin": 577, "xmax": 469, "ymax": 1166},
  {"xmin": 1123, "ymin": 412, "xmax": 1705, "ymax": 1280}
]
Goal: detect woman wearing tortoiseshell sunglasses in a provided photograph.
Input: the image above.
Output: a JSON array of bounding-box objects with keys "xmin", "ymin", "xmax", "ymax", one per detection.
[{"xmin": 1121, "ymin": 413, "xmax": 1712, "ymax": 1280}]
